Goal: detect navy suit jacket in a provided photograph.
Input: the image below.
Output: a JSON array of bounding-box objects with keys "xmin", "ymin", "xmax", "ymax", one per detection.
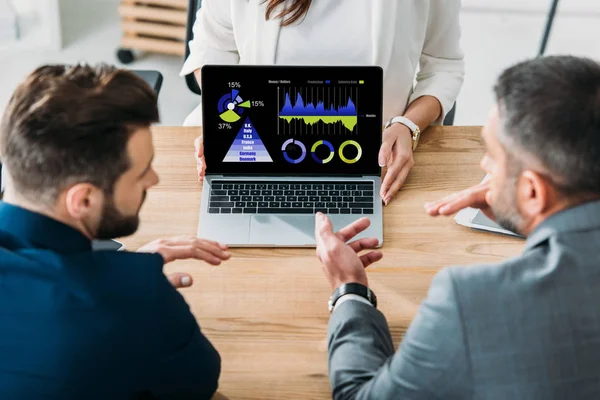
[{"xmin": 0, "ymin": 202, "xmax": 220, "ymax": 399}]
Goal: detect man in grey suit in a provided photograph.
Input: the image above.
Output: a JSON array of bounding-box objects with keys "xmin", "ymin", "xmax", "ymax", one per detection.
[{"xmin": 313, "ymin": 55, "xmax": 600, "ymax": 399}]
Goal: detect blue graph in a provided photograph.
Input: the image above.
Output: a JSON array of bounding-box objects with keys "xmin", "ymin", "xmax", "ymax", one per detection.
[
  {"xmin": 279, "ymin": 92, "xmax": 357, "ymax": 117},
  {"xmin": 278, "ymin": 88, "xmax": 359, "ymax": 133}
]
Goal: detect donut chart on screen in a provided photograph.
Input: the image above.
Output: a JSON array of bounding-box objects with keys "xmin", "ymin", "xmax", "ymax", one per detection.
[
  {"xmin": 339, "ymin": 140, "xmax": 362, "ymax": 164},
  {"xmin": 282, "ymin": 139, "xmax": 307, "ymax": 164},
  {"xmin": 311, "ymin": 140, "xmax": 335, "ymax": 164}
]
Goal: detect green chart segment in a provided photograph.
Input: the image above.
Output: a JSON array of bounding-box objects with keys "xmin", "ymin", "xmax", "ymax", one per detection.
[
  {"xmin": 218, "ymin": 90, "xmax": 252, "ymax": 123},
  {"xmin": 279, "ymin": 116, "xmax": 357, "ymax": 131},
  {"xmin": 279, "ymin": 90, "xmax": 358, "ymax": 132}
]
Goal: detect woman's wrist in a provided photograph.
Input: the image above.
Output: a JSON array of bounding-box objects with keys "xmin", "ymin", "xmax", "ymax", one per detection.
[{"xmin": 385, "ymin": 121, "xmax": 416, "ymax": 151}]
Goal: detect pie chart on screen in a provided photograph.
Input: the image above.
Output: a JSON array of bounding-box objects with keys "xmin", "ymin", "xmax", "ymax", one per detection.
[{"xmin": 218, "ymin": 89, "xmax": 251, "ymax": 123}]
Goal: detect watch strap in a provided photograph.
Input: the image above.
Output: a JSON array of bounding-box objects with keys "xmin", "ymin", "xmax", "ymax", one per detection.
[
  {"xmin": 387, "ymin": 116, "xmax": 418, "ymax": 133},
  {"xmin": 328, "ymin": 283, "xmax": 377, "ymax": 312}
]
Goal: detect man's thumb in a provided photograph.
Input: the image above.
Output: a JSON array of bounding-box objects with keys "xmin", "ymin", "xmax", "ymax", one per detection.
[
  {"xmin": 315, "ymin": 212, "xmax": 334, "ymax": 237},
  {"xmin": 167, "ymin": 273, "xmax": 193, "ymax": 289}
]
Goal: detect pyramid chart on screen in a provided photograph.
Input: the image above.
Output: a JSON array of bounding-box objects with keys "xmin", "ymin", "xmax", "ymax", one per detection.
[{"xmin": 223, "ymin": 117, "xmax": 273, "ymax": 162}]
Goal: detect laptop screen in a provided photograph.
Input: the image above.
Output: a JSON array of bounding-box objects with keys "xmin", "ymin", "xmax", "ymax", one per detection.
[{"xmin": 201, "ymin": 66, "xmax": 383, "ymax": 176}]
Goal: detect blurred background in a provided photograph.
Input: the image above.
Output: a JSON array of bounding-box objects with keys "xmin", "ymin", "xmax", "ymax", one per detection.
[{"xmin": 1, "ymin": 0, "xmax": 599, "ymax": 126}]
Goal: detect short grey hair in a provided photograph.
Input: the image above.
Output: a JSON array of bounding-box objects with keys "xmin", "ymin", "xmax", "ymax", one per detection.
[{"xmin": 493, "ymin": 55, "xmax": 600, "ymax": 196}]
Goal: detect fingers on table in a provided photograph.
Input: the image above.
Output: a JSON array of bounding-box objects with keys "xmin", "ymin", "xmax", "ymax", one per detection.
[
  {"xmin": 163, "ymin": 237, "xmax": 230, "ymax": 264},
  {"xmin": 425, "ymin": 183, "xmax": 489, "ymax": 216},
  {"xmin": 380, "ymin": 147, "xmax": 413, "ymax": 203}
]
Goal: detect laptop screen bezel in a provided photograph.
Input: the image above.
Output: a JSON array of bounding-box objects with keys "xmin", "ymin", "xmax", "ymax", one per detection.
[{"xmin": 201, "ymin": 65, "xmax": 383, "ymax": 177}]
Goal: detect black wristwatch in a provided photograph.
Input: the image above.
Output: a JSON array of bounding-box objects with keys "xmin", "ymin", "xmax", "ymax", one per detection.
[{"xmin": 328, "ymin": 283, "xmax": 377, "ymax": 313}]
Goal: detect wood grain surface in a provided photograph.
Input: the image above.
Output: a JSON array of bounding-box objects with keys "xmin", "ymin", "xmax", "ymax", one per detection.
[{"xmin": 121, "ymin": 126, "xmax": 524, "ymax": 400}]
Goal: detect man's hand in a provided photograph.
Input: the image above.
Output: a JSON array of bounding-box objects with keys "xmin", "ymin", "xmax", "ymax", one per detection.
[
  {"xmin": 138, "ymin": 236, "xmax": 230, "ymax": 264},
  {"xmin": 424, "ymin": 180, "xmax": 496, "ymax": 221},
  {"xmin": 138, "ymin": 236, "xmax": 231, "ymax": 289},
  {"xmin": 165, "ymin": 272, "xmax": 194, "ymax": 289},
  {"xmin": 314, "ymin": 213, "xmax": 383, "ymax": 290},
  {"xmin": 379, "ymin": 123, "xmax": 415, "ymax": 205},
  {"xmin": 194, "ymin": 136, "xmax": 206, "ymax": 182}
]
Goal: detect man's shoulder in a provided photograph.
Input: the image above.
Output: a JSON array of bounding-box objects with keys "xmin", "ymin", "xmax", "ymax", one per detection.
[
  {"xmin": 0, "ymin": 228, "xmax": 30, "ymax": 250},
  {"xmin": 445, "ymin": 247, "xmax": 545, "ymax": 289},
  {"xmin": 0, "ymin": 226, "xmax": 165, "ymax": 276},
  {"xmin": 0, "ymin": 240, "xmax": 167, "ymax": 306},
  {"xmin": 67, "ymin": 251, "xmax": 167, "ymax": 299},
  {"xmin": 76, "ymin": 250, "xmax": 164, "ymax": 271},
  {"xmin": 438, "ymin": 246, "xmax": 551, "ymax": 321}
]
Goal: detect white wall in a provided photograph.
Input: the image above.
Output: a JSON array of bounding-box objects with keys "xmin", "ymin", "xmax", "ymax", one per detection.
[
  {"xmin": 0, "ymin": 0, "xmax": 61, "ymax": 53},
  {"xmin": 462, "ymin": 0, "xmax": 600, "ymax": 15}
]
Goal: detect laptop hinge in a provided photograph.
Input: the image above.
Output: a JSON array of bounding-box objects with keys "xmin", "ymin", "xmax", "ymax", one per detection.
[{"xmin": 205, "ymin": 174, "xmax": 380, "ymax": 179}]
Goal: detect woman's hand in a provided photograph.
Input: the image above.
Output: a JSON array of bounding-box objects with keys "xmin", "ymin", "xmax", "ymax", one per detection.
[
  {"xmin": 194, "ymin": 136, "xmax": 206, "ymax": 182},
  {"xmin": 378, "ymin": 123, "xmax": 415, "ymax": 205}
]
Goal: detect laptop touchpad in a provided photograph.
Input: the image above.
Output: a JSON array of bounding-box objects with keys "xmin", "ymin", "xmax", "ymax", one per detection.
[
  {"xmin": 199, "ymin": 215, "xmax": 251, "ymax": 245},
  {"xmin": 250, "ymin": 215, "xmax": 315, "ymax": 245}
]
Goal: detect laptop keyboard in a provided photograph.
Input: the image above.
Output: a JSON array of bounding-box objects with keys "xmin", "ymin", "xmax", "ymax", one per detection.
[{"xmin": 208, "ymin": 181, "xmax": 375, "ymax": 215}]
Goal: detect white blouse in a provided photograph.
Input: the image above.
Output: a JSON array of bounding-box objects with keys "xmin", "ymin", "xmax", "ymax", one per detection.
[
  {"xmin": 274, "ymin": 0, "xmax": 372, "ymax": 66},
  {"xmin": 181, "ymin": 0, "xmax": 464, "ymax": 126}
]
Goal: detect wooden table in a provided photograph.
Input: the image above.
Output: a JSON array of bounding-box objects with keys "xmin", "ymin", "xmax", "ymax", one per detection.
[{"xmin": 121, "ymin": 126, "xmax": 524, "ymax": 400}]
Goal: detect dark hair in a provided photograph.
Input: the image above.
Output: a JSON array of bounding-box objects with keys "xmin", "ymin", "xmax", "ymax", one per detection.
[
  {"xmin": 0, "ymin": 64, "xmax": 159, "ymax": 204},
  {"xmin": 494, "ymin": 55, "xmax": 600, "ymax": 197},
  {"xmin": 264, "ymin": 0, "xmax": 312, "ymax": 26}
]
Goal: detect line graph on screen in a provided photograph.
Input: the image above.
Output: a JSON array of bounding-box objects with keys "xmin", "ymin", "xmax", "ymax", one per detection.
[{"xmin": 277, "ymin": 86, "xmax": 359, "ymax": 135}]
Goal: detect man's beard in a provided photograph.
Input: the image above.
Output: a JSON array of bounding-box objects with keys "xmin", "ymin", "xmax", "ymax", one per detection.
[
  {"xmin": 490, "ymin": 179, "xmax": 524, "ymax": 235},
  {"xmin": 95, "ymin": 192, "xmax": 145, "ymax": 239}
]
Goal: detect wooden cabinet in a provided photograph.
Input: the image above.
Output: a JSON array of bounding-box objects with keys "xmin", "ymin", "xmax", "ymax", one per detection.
[{"xmin": 118, "ymin": 0, "xmax": 188, "ymax": 61}]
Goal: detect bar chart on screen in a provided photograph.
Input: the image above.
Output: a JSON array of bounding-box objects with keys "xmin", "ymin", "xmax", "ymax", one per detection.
[{"xmin": 278, "ymin": 86, "xmax": 360, "ymax": 135}]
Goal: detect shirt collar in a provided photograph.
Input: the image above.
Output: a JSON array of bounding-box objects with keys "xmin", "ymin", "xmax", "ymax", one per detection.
[
  {"xmin": 525, "ymin": 200, "xmax": 600, "ymax": 251},
  {"xmin": 0, "ymin": 201, "xmax": 92, "ymax": 254}
]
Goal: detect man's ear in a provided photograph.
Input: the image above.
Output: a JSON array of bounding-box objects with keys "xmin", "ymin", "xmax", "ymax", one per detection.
[
  {"xmin": 518, "ymin": 170, "xmax": 552, "ymax": 219},
  {"xmin": 64, "ymin": 183, "xmax": 103, "ymax": 219}
]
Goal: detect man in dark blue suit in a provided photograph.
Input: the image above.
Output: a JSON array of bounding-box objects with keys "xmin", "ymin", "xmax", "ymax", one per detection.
[{"xmin": 0, "ymin": 64, "xmax": 231, "ymax": 399}]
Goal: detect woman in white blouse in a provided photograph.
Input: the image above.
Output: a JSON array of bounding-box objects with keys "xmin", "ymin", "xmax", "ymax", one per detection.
[{"xmin": 182, "ymin": 0, "xmax": 464, "ymax": 204}]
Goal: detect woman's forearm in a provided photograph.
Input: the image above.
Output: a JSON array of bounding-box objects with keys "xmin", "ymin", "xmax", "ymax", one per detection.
[{"xmin": 403, "ymin": 95, "xmax": 443, "ymax": 132}]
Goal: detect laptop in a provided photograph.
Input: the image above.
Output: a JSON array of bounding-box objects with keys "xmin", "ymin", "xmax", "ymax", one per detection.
[{"xmin": 198, "ymin": 65, "xmax": 384, "ymax": 247}]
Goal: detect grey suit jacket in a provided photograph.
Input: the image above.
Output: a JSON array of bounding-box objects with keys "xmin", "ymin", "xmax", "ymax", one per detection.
[{"xmin": 328, "ymin": 200, "xmax": 600, "ymax": 400}]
